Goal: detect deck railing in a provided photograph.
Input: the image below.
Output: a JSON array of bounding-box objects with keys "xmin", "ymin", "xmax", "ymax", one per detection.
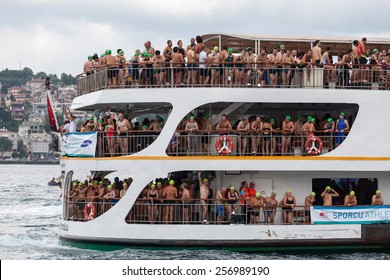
[
  {"xmin": 64, "ymin": 197, "xmax": 310, "ymax": 225},
  {"xmin": 90, "ymin": 130, "xmax": 347, "ymax": 157},
  {"xmin": 77, "ymin": 64, "xmax": 390, "ymax": 95}
]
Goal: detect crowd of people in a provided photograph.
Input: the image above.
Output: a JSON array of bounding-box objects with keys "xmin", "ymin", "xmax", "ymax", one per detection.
[
  {"xmin": 82, "ymin": 36, "xmax": 390, "ymax": 89},
  {"xmin": 65, "ymin": 173, "xmax": 384, "ymax": 225},
  {"xmin": 61, "ymin": 105, "xmax": 351, "ymax": 157}
]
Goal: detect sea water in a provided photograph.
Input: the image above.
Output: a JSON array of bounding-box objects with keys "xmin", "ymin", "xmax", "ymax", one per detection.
[{"xmin": 0, "ymin": 164, "xmax": 389, "ymax": 260}]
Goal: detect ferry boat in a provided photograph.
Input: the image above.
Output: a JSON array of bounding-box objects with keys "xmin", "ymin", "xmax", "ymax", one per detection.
[{"xmin": 58, "ymin": 34, "xmax": 390, "ymax": 249}]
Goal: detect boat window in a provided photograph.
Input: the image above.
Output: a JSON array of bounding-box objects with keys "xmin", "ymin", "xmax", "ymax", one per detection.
[
  {"xmin": 312, "ymin": 178, "xmax": 378, "ymax": 206},
  {"xmin": 167, "ymin": 102, "xmax": 359, "ymax": 157},
  {"xmin": 63, "ymin": 103, "xmax": 172, "ymax": 158}
]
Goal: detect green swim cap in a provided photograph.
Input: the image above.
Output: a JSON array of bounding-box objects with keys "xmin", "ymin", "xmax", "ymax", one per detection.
[
  {"xmin": 88, "ymin": 116, "xmax": 93, "ymax": 121},
  {"xmin": 157, "ymin": 182, "xmax": 162, "ymax": 185},
  {"xmin": 98, "ymin": 120, "xmax": 103, "ymax": 123},
  {"xmin": 169, "ymin": 179, "xmax": 175, "ymax": 185},
  {"xmin": 134, "ymin": 53, "xmax": 139, "ymax": 56},
  {"xmin": 376, "ymin": 190, "xmax": 381, "ymax": 194},
  {"xmin": 310, "ymin": 192, "xmax": 316, "ymax": 196},
  {"xmin": 213, "ymin": 46, "xmax": 219, "ymax": 51},
  {"xmin": 150, "ymin": 184, "xmax": 156, "ymax": 188},
  {"xmin": 327, "ymin": 118, "xmax": 333, "ymax": 123},
  {"xmin": 73, "ymin": 182, "xmax": 77, "ymax": 186},
  {"xmin": 105, "ymin": 50, "xmax": 112, "ymax": 55},
  {"xmin": 287, "ymin": 189, "xmax": 292, "ymax": 193},
  {"xmin": 373, "ymin": 48, "xmax": 378, "ymax": 53},
  {"xmin": 280, "ymin": 44, "xmax": 285, "ymax": 49},
  {"xmin": 350, "ymin": 191, "xmax": 355, "ymax": 196},
  {"xmin": 271, "ymin": 191, "xmax": 277, "ymax": 195},
  {"xmin": 100, "ymin": 53, "xmax": 105, "ymax": 58},
  {"xmin": 325, "ymin": 186, "xmax": 331, "ymax": 190},
  {"xmin": 205, "ymin": 114, "xmax": 209, "ymax": 119},
  {"xmin": 107, "ymin": 185, "xmax": 112, "ymax": 189},
  {"xmin": 286, "ymin": 115, "xmax": 291, "ymax": 121},
  {"xmin": 88, "ymin": 55, "xmax": 93, "ymax": 60},
  {"xmin": 94, "ymin": 180, "xmax": 98, "ymax": 184},
  {"xmin": 99, "ymin": 181, "xmax": 103, "ymax": 185},
  {"xmin": 270, "ymin": 118, "xmax": 275, "ymax": 122},
  {"xmin": 79, "ymin": 182, "xmax": 83, "ymax": 186},
  {"xmin": 297, "ymin": 114, "xmax": 301, "ymax": 118},
  {"xmin": 256, "ymin": 192, "xmax": 261, "ymax": 198},
  {"xmin": 203, "ymin": 178, "xmax": 209, "ymax": 182},
  {"xmin": 119, "ymin": 50, "xmax": 124, "ymax": 55},
  {"xmin": 309, "ymin": 117, "xmax": 315, "ymax": 123},
  {"xmin": 340, "ymin": 112, "xmax": 345, "ymax": 116},
  {"xmin": 230, "ymin": 186, "xmax": 235, "ymax": 190},
  {"xmin": 228, "ymin": 48, "xmax": 233, "ymax": 52}
]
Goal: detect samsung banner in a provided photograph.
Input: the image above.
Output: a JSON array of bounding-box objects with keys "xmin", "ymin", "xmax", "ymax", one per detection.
[
  {"xmin": 62, "ymin": 132, "xmax": 97, "ymax": 157},
  {"xmin": 311, "ymin": 205, "xmax": 390, "ymax": 224}
]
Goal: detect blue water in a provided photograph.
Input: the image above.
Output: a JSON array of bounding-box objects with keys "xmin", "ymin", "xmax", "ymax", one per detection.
[{"xmin": 0, "ymin": 164, "xmax": 389, "ymax": 260}]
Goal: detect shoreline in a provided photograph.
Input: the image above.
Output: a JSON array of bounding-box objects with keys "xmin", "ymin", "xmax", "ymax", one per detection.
[{"xmin": 0, "ymin": 160, "xmax": 59, "ymax": 165}]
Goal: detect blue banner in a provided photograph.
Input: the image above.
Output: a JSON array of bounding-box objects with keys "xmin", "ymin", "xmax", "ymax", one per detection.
[{"xmin": 311, "ymin": 205, "xmax": 390, "ymax": 224}]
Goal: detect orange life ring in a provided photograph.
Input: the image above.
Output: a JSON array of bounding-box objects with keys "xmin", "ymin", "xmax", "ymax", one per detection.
[
  {"xmin": 84, "ymin": 203, "xmax": 96, "ymax": 220},
  {"xmin": 215, "ymin": 135, "xmax": 234, "ymax": 155},
  {"xmin": 305, "ymin": 136, "xmax": 323, "ymax": 155}
]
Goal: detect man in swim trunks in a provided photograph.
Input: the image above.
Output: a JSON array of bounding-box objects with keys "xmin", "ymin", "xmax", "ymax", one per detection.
[
  {"xmin": 116, "ymin": 113, "xmax": 131, "ymax": 155},
  {"xmin": 236, "ymin": 117, "xmax": 250, "ymax": 155},
  {"xmin": 250, "ymin": 192, "xmax": 264, "ymax": 224},
  {"xmin": 198, "ymin": 172, "xmax": 210, "ymax": 224},
  {"xmin": 312, "ymin": 40, "xmax": 322, "ymax": 65},
  {"xmin": 281, "ymin": 115, "xmax": 295, "ymax": 156},
  {"xmin": 371, "ymin": 190, "xmax": 384, "ymax": 205},
  {"xmin": 180, "ymin": 183, "xmax": 191, "ymax": 224},
  {"xmin": 171, "ymin": 46, "xmax": 185, "ymax": 85},
  {"xmin": 186, "ymin": 44, "xmax": 198, "ymax": 85},
  {"xmin": 305, "ymin": 192, "xmax": 316, "ymax": 223},
  {"xmin": 215, "ymin": 187, "xmax": 227, "ymax": 224},
  {"xmin": 163, "ymin": 179, "xmax": 178, "ymax": 224},
  {"xmin": 84, "ymin": 55, "xmax": 93, "ymax": 76},
  {"xmin": 103, "ymin": 50, "xmax": 117, "ymax": 88},
  {"xmin": 321, "ymin": 186, "xmax": 339, "ymax": 206},
  {"xmin": 264, "ymin": 192, "xmax": 277, "ymax": 224}
]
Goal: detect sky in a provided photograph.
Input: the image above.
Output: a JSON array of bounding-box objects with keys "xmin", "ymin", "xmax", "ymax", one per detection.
[{"xmin": 1, "ymin": 0, "xmax": 390, "ymax": 76}]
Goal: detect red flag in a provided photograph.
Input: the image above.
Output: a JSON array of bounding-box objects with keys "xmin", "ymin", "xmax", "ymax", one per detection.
[{"xmin": 46, "ymin": 92, "xmax": 59, "ymax": 132}]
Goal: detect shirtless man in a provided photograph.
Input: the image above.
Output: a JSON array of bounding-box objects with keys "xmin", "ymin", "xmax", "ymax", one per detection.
[
  {"xmin": 103, "ymin": 50, "xmax": 117, "ymax": 88},
  {"xmin": 162, "ymin": 179, "xmax": 178, "ymax": 224},
  {"xmin": 92, "ymin": 181, "xmax": 107, "ymax": 214},
  {"xmin": 195, "ymin": 35, "xmax": 206, "ymax": 54},
  {"xmin": 321, "ymin": 186, "xmax": 339, "ymax": 206},
  {"xmin": 301, "ymin": 50, "xmax": 313, "ymax": 82},
  {"xmin": 282, "ymin": 50, "xmax": 295, "ymax": 87},
  {"xmin": 250, "ymin": 193, "xmax": 264, "ymax": 224},
  {"xmin": 264, "ymin": 192, "xmax": 278, "ymax": 224},
  {"xmin": 199, "ymin": 114, "xmax": 212, "ymax": 155},
  {"xmin": 84, "ymin": 117, "xmax": 95, "ymax": 132},
  {"xmin": 305, "ymin": 192, "xmax": 316, "ymax": 223},
  {"xmin": 83, "ymin": 56, "xmax": 93, "ymax": 76},
  {"xmin": 293, "ymin": 115, "xmax": 304, "ymax": 149},
  {"xmin": 256, "ymin": 49, "xmax": 267, "ymax": 87},
  {"xmin": 281, "ymin": 115, "xmax": 295, "ymax": 156},
  {"xmin": 351, "ymin": 40, "xmax": 360, "ymax": 83},
  {"xmin": 171, "ymin": 47, "xmax": 185, "ymax": 85},
  {"xmin": 151, "ymin": 50, "xmax": 165, "ymax": 85},
  {"xmin": 215, "ymin": 187, "xmax": 227, "ymax": 224},
  {"xmin": 186, "ymin": 38, "xmax": 196, "ymax": 51},
  {"xmin": 371, "ymin": 190, "xmax": 384, "ymax": 205},
  {"xmin": 244, "ymin": 47, "xmax": 255, "ymax": 86},
  {"xmin": 115, "ymin": 49, "xmax": 126, "ymax": 87},
  {"xmin": 312, "ymin": 40, "xmax": 322, "ymax": 65},
  {"xmin": 186, "ymin": 44, "xmax": 198, "ymax": 85},
  {"xmin": 302, "ymin": 116, "xmax": 315, "ymax": 137},
  {"xmin": 344, "ymin": 191, "xmax": 357, "ymax": 206},
  {"xmin": 116, "ymin": 113, "xmax": 131, "ymax": 155},
  {"xmin": 209, "ymin": 47, "xmax": 220, "ymax": 85},
  {"xmin": 251, "ymin": 116, "xmax": 263, "ymax": 155},
  {"xmin": 198, "ymin": 172, "xmax": 210, "ymax": 224},
  {"xmin": 181, "ymin": 183, "xmax": 191, "ymax": 224},
  {"xmin": 237, "ymin": 117, "xmax": 250, "ymax": 155},
  {"xmin": 216, "ymin": 114, "xmax": 232, "ymax": 134},
  {"xmin": 267, "ymin": 48, "xmax": 278, "ymax": 87}
]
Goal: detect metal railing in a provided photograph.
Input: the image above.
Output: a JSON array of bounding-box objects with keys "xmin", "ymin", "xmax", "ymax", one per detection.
[
  {"xmin": 64, "ymin": 196, "xmax": 311, "ymax": 225},
  {"xmin": 77, "ymin": 64, "xmax": 390, "ymax": 95},
  {"xmin": 88, "ymin": 130, "xmax": 347, "ymax": 157}
]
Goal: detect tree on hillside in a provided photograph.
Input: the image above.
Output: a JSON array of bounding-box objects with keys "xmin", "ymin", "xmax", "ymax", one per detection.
[{"xmin": 0, "ymin": 137, "xmax": 13, "ymax": 159}]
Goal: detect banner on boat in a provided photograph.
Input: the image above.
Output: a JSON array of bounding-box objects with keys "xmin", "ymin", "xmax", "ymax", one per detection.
[
  {"xmin": 62, "ymin": 132, "xmax": 97, "ymax": 157},
  {"xmin": 311, "ymin": 205, "xmax": 390, "ymax": 224}
]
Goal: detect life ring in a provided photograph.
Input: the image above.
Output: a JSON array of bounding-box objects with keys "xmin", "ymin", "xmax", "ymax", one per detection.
[
  {"xmin": 305, "ymin": 136, "xmax": 323, "ymax": 155},
  {"xmin": 84, "ymin": 203, "xmax": 96, "ymax": 220},
  {"xmin": 215, "ymin": 135, "xmax": 234, "ymax": 155}
]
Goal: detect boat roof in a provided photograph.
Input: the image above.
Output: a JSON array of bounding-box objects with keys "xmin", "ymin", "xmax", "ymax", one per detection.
[{"xmin": 201, "ymin": 32, "xmax": 390, "ymax": 54}]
